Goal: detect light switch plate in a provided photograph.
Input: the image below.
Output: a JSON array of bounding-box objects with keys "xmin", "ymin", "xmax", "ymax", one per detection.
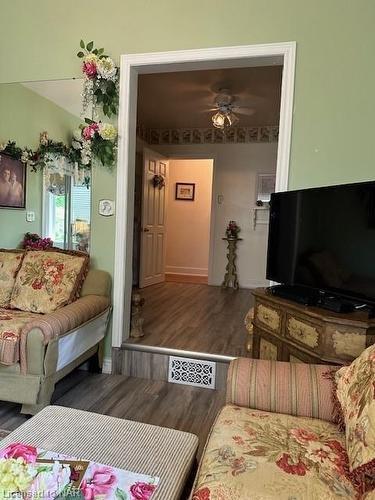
[{"xmin": 26, "ymin": 211, "xmax": 35, "ymax": 222}]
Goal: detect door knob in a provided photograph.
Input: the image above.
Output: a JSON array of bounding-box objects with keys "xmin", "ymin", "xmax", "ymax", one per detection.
[{"xmin": 143, "ymin": 228, "xmax": 150, "ymax": 232}]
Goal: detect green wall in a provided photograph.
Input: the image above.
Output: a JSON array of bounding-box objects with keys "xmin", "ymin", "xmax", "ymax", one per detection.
[
  {"xmin": 0, "ymin": 0, "xmax": 374, "ymax": 354},
  {"xmin": 0, "ymin": 1, "xmax": 374, "ymax": 189},
  {"xmin": 0, "ymin": 83, "xmax": 81, "ymax": 248}
]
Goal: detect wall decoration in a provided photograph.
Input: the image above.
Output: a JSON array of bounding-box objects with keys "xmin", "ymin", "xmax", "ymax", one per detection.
[
  {"xmin": 99, "ymin": 199, "xmax": 115, "ymax": 216},
  {"xmin": 77, "ymin": 40, "xmax": 119, "ymax": 118},
  {"xmin": 137, "ymin": 125, "xmax": 279, "ymax": 145},
  {"xmin": 72, "ymin": 120, "xmax": 117, "ymax": 170},
  {"xmin": 0, "ymin": 121, "xmax": 117, "ymax": 190},
  {"xmin": 225, "ymin": 220, "xmax": 241, "ymax": 239},
  {"xmin": 175, "ymin": 183, "xmax": 195, "ymax": 201},
  {"xmin": 256, "ymin": 173, "xmax": 276, "ymax": 203},
  {"xmin": 152, "ymin": 174, "xmax": 165, "ymax": 189},
  {"xmin": 0, "ymin": 152, "xmax": 26, "ymax": 209}
]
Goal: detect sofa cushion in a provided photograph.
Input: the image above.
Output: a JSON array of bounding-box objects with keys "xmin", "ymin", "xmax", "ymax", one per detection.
[
  {"xmin": 193, "ymin": 404, "xmax": 358, "ymax": 500},
  {"xmin": 335, "ymin": 343, "xmax": 375, "ymax": 475},
  {"xmin": 10, "ymin": 249, "xmax": 89, "ymax": 314},
  {"xmin": 0, "ymin": 250, "xmax": 24, "ymax": 308},
  {"xmin": 0, "ymin": 308, "xmax": 42, "ymax": 365}
]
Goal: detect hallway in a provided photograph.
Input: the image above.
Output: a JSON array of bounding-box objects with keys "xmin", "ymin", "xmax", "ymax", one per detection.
[{"xmin": 126, "ymin": 282, "xmax": 253, "ymax": 357}]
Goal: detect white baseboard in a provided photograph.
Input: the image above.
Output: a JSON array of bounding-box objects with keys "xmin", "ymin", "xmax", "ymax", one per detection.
[
  {"xmin": 165, "ymin": 265, "xmax": 208, "ymax": 276},
  {"xmin": 102, "ymin": 356, "xmax": 112, "ymax": 374}
]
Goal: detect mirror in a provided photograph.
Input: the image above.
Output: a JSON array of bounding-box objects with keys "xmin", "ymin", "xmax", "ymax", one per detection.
[{"xmin": 0, "ymin": 79, "xmax": 91, "ymax": 252}]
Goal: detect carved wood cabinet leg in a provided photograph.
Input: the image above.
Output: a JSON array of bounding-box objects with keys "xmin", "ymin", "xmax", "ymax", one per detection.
[
  {"xmin": 130, "ymin": 290, "xmax": 145, "ymax": 338},
  {"xmin": 252, "ymin": 331, "xmax": 261, "ymax": 359}
]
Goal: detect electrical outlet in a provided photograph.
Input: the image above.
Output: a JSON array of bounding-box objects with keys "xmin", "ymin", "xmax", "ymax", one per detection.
[{"xmin": 26, "ymin": 211, "xmax": 35, "ymax": 222}]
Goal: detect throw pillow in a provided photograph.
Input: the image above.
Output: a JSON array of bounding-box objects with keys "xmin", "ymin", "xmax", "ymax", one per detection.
[
  {"xmin": 10, "ymin": 249, "xmax": 89, "ymax": 314},
  {"xmin": 0, "ymin": 250, "xmax": 25, "ymax": 308},
  {"xmin": 335, "ymin": 344, "xmax": 375, "ymax": 481}
]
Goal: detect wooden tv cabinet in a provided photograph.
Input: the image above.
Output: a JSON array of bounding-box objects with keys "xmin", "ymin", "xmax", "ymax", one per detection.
[{"xmin": 252, "ymin": 288, "xmax": 375, "ymax": 365}]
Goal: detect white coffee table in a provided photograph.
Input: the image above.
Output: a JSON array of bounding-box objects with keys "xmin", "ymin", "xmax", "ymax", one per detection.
[{"xmin": 0, "ymin": 405, "xmax": 198, "ymax": 500}]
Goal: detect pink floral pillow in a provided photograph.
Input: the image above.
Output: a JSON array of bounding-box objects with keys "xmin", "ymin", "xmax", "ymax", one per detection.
[
  {"xmin": 10, "ymin": 249, "xmax": 89, "ymax": 314},
  {"xmin": 0, "ymin": 250, "xmax": 24, "ymax": 308},
  {"xmin": 335, "ymin": 343, "xmax": 375, "ymax": 485}
]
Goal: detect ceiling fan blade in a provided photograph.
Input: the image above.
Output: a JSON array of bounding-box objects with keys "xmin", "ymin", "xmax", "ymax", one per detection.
[
  {"xmin": 198, "ymin": 107, "xmax": 219, "ymax": 113},
  {"xmin": 234, "ymin": 108, "xmax": 256, "ymax": 116},
  {"xmin": 232, "ymin": 93, "xmax": 267, "ymax": 105}
]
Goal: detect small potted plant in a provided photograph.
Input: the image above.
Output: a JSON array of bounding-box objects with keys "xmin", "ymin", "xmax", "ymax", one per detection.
[{"xmin": 226, "ymin": 221, "xmax": 240, "ymax": 239}]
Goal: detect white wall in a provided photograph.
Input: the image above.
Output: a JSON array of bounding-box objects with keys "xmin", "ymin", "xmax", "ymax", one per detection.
[
  {"xmin": 166, "ymin": 159, "xmax": 213, "ymax": 276},
  {"xmin": 156, "ymin": 143, "xmax": 278, "ymax": 288}
]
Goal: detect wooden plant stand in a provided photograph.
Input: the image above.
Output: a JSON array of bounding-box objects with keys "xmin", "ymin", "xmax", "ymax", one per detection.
[{"xmin": 222, "ymin": 237, "xmax": 242, "ymax": 290}]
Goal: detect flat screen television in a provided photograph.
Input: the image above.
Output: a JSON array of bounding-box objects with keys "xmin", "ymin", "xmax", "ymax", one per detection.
[{"xmin": 266, "ymin": 180, "xmax": 375, "ymax": 306}]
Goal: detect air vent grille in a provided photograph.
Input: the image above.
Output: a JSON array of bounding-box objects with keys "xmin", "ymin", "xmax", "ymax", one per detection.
[{"xmin": 168, "ymin": 356, "xmax": 216, "ymax": 389}]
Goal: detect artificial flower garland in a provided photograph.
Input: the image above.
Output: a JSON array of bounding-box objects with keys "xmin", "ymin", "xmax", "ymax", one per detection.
[
  {"xmin": 0, "ymin": 40, "xmax": 119, "ymax": 186},
  {"xmin": 77, "ymin": 40, "xmax": 119, "ymax": 118},
  {"xmin": 0, "ymin": 122, "xmax": 117, "ymax": 187},
  {"xmin": 73, "ymin": 119, "xmax": 117, "ymax": 167}
]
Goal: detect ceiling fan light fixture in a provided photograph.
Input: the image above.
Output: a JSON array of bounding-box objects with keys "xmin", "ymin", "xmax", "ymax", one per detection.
[
  {"xmin": 227, "ymin": 111, "xmax": 239, "ymax": 127},
  {"xmin": 212, "ymin": 111, "xmax": 225, "ymax": 129}
]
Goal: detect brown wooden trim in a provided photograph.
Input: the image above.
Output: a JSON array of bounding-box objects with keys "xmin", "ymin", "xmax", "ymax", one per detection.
[{"xmin": 165, "ymin": 273, "xmax": 208, "ymax": 284}]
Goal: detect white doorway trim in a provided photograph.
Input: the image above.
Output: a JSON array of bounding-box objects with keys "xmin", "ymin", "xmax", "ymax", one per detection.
[{"xmin": 112, "ymin": 42, "xmax": 296, "ymax": 348}]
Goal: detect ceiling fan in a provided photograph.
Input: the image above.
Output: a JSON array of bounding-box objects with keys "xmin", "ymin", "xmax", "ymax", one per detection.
[{"xmin": 204, "ymin": 89, "xmax": 256, "ymax": 129}]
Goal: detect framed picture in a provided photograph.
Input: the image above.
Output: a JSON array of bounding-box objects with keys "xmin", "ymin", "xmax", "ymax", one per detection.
[
  {"xmin": 175, "ymin": 183, "xmax": 195, "ymax": 201},
  {"xmin": 0, "ymin": 153, "xmax": 26, "ymax": 209},
  {"xmin": 98, "ymin": 199, "xmax": 115, "ymax": 217},
  {"xmin": 256, "ymin": 173, "xmax": 276, "ymax": 204}
]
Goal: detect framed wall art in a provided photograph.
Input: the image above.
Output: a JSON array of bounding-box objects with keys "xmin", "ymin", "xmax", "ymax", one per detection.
[
  {"xmin": 0, "ymin": 153, "xmax": 26, "ymax": 209},
  {"xmin": 175, "ymin": 183, "xmax": 195, "ymax": 201}
]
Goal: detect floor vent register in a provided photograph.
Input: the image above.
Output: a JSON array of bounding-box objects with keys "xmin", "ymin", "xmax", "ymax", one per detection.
[{"xmin": 168, "ymin": 356, "xmax": 216, "ymax": 389}]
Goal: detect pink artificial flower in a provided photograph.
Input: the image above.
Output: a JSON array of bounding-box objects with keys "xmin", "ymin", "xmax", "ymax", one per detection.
[
  {"xmin": 0, "ymin": 442, "xmax": 38, "ymax": 463},
  {"xmin": 80, "ymin": 466, "xmax": 117, "ymax": 500},
  {"xmin": 83, "ymin": 61, "xmax": 97, "ymax": 79},
  {"xmin": 83, "ymin": 123, "xmax": 99, "ymax": 140},
  {"xmin": 130, "ymin": 482, "xmax": 156, "ymax": 500}
]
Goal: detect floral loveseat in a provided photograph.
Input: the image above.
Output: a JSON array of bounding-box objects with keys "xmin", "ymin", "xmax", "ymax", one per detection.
[
  {"xmin": 193, "ymin": 345, "xmax": 375, "ymax": 499},
  {"xmin": 0, "ymin": 248, "xmax": 111, "ymax": 414}
]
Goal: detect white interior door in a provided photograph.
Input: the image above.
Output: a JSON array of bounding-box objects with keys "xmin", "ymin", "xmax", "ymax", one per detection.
[{"xmin": 139, "ymin": 148, "xmax": 169, "ymax": 288}]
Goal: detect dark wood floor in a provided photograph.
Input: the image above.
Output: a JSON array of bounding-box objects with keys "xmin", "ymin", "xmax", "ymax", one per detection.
[
  {"xmin": 127, "ymin": 283, "xmax": 253, "ymax": 357},
  {"xmin": 0, "ymin": 370, "xmax": 225, "ymax": 459}
]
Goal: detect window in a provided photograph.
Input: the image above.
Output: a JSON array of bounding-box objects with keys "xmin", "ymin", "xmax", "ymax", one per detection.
[{"xmin": 43, "ymin": 176, "xmax": 91, "ymax": 252}]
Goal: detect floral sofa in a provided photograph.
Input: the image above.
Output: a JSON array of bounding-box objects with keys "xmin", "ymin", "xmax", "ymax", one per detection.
[
  {"xmin": 192, "ymin": 345, "xmax": 375, "ymax": 499},
  {"xmin": 0, "ymin": 248, "xmax": 111, "ymax": 414}
]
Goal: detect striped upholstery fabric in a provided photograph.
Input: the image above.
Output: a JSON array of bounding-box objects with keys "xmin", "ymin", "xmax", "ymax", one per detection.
[
  {"xmin": 0, "ymin": 295, "xmax": 109, "ymax": 370},
  {"xmin": 226, "ymin": 357, "xmax": 337, "ymax": 422},
  {"xmin": 0, "ymin": 296, "xmax": 109, "ymax": 372},
  {"xmin": 0, "ymin": 406, "xmax": 198, "ymax": 500},
  {"xmin": 19, "ymin": 295, "xmax": 110, "ymax": 374}
]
